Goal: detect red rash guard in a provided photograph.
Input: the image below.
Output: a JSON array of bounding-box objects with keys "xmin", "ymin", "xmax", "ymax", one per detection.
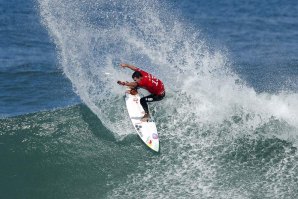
[{"xmin": 136, "ymin": 68, "xmax": 165, "ymax": 96}]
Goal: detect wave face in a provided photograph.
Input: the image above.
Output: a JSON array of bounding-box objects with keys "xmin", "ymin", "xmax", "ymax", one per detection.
[
  {"xmin": 0, "ymin": 105, "xmax": 148, "ymax": 199},
  {"xmin": 36, "ymin": 0, "xmax": 298, "ymax": 198}
]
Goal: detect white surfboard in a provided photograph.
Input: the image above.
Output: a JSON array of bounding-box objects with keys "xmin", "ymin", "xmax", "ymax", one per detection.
[{"xmin": 125, "ymin": 90, "xmax": 159, "ymax": 152}]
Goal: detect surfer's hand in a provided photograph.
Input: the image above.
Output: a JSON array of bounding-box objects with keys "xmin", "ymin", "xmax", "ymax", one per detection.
[
  {"xmin": 117, "ymin": 81, "xmax": 125, "ymax": 86},
  {"xmin": 120, "ymin": 63, "xmax": 129, "ymax": 68},
  {"xmin": 130, "ymin": 89, "xmax": 138, "ymax": 95}
]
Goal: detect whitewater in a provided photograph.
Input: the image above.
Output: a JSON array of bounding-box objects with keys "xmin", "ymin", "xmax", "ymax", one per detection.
[{"xmin": 34, "ymin": 0, "xmax": 298, "ymax": 198}]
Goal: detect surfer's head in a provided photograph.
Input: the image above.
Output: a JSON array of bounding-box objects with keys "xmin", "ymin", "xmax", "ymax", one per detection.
[{"xmin": 132, "ymin": 71, "xmax": 143, "ymax": 82}]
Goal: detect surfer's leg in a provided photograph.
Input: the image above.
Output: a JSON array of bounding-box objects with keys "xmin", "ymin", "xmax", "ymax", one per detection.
[
  {"xmin": 140, "ymin": 93, "xmax": 165, "ymax": 114},
  {"xmin": 140, "ymin": 94, "xmax": 165, "ymax": 122},
  {"xmin": 140, "ymin": 96, "xmax": 151, "ymax": 114}
]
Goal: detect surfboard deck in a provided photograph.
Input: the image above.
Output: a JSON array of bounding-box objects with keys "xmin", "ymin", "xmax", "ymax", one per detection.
[{"xmin": 125, "ymin": 90, "xmax": 159, "ymax": 152}]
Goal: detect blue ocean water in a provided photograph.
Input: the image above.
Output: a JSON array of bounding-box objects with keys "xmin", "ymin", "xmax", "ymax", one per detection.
[
  {"xmin": 0, "ymin": 0, "xmax": 79, "ymax": 117},
  {"xmin": 175, "ymin": 0, "xmax": 298, "ymax": 93},
  {"xmin": 1, "ymin": 0, "xmax": 298, "ymax": 198}
]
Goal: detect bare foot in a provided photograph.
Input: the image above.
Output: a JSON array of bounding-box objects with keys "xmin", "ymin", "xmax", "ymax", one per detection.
[{"xmin": 141, "ymin": 113, "xmax": 150, "ymax": 122}]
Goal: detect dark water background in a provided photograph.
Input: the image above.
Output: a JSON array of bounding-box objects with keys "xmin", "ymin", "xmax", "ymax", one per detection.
[
  {"xmin": 1, "ymin": 0, "xmax": 298, "ymax": 198},
  {"xmin": 0, "ymin": 0, "xmax": 79, "ymax": 117}
]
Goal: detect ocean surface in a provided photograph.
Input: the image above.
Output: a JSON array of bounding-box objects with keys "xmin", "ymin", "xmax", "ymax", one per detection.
[{"xmin": 1, "ymin": 0, "xmax": 298, "ymax": 198}]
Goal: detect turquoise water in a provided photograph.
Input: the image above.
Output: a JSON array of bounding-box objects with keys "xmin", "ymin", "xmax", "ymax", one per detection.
[
  {"xmin": 1, "ymin": 0, "xmax": 298, "ymax": 198},
  {"xmin": 1, "ymin": 105, "xmax": 153, "ymax": 198}
]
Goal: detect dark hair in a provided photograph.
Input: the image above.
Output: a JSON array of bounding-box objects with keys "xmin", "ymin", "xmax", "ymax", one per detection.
[{"xmin": 132, "ymin": 71, "xmax": 142, "ymax": 79}]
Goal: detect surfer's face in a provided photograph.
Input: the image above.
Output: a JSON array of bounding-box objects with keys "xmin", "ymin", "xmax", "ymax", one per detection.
[{"xmin": 133, "ymin": 77, "xmax": 142, "ymax": 83}]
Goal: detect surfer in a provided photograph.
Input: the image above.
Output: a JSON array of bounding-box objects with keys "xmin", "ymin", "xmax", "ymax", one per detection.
[{"xmin": 117, "ymin": 63, "xmax": 165, "ymax": 122}]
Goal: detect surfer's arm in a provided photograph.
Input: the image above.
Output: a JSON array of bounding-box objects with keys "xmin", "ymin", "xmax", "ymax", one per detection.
[
  {"xmin": 126, "ymin": 82, "xmax": 138, "ymax": 87},
  {"xmin": 117, "ymin": 81, "xmax": 138, "ymax": 88},
  {"xmin": 120, "ymin": 63, "xmax": 138, "ymax": 71}
]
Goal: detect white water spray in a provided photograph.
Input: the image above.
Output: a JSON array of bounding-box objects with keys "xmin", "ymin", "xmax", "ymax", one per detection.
[{"xmin": 38, "ymin": 0, "xmax": 298, "ymax": 197}]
